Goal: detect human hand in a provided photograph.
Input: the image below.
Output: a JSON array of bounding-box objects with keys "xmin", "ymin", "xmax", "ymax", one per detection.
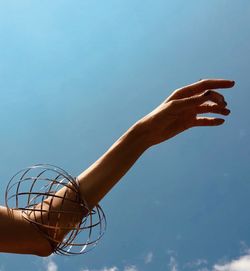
[{"xmin": 138, "ymin": 79, "xmax": 235, "ymax": 147}]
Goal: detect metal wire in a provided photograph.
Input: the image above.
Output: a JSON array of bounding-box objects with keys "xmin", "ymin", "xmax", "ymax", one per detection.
[{"xmin": 5, "ymin": 164, "xmax": 106, "ymax": 256}]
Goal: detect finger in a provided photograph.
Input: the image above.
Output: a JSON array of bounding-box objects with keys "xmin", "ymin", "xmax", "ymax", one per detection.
[
  {"xmin": 169, "ymin": 79, "xmax": 235, "ymax": 100},
  {"xmin": 177, "ymin": 89, "xmax": 228, "ymax": 109},
  {"xmin": 192, "ymin": 117, "xmax": 225, "ymax": 127},
  {"xmin": 196, "ymin": 104, "xmax": 230, "ymax": 116}
]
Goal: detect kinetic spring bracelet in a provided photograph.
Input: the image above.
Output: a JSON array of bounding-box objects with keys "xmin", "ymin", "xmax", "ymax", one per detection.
[{"xmin": 5, "ymin": 164, "xmax": 106, "ymax": 256}]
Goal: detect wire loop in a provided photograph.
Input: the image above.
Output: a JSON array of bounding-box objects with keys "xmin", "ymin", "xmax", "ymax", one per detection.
[{"xmin": 5, "ymin": 164, "xmax": 106, "ymax": 256}]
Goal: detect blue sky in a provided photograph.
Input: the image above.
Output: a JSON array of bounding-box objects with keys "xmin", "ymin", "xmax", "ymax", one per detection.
[{"xmin": 0, "ymin": 1, "xmax": 250, "ymax": 270}]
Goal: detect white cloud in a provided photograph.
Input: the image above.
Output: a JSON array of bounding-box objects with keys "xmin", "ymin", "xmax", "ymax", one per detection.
[
  {"xmin": 167, "ymin": 249, "xmax": 177, "ymax": 256},
  {"xmin": 194, "ymin": 259, "xmax": 208, "ymax": 266},
  {"xmin": 240, "ymin": 241, "xmax": 250, "ymax": 255},
  {"xmin": 145, "ymin": 251, "xmax": 153, "ymax": 264},
  {"xmin": 44, "ymin": 256, "xmax": 58, "ymax": 271},
  {"xmin": 213, "ymin": 254, "xmax": 250, "ymax": 271},
  {"xmin": 47, "ymin": 260, "xmax": 58, "ymax": 271},
  {"xmin": 185, "ymin": 258, "xmax": 208, "ymax": 269},
  {"xmin": 80, "ymin": 266, "xmax": 138, "ymax": 271},
  {"xmin": 169, "ymin": 256, "xmax": 178, "ymax": 271},
  {"xmin": 124, "ymin": 266, "xmax": 138, "ymax": 271},
  {"xmin": 80, "ymin": 267, "xmax": 118, "ymax": 271}
]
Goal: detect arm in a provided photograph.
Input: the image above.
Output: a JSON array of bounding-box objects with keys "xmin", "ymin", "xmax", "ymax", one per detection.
[
  {"xmin": 43, "ymin": 79, "xmax": 234, "ymax": 246},
  {"xmin": 1, "ymin": 79, "xmax": 235, "ymax": 256},
  {"xmin": 76, "ymin": 79, "xmax": 234, "ymax": 208},
  {"xmin": 0, "ymin": 206, "xmax": 53, "ymax": 256}
]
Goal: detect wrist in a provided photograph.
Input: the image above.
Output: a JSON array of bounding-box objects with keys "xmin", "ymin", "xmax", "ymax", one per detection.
[{"xmin": 128, "ymin": 120, "xmax": 152, "ymax": 151}]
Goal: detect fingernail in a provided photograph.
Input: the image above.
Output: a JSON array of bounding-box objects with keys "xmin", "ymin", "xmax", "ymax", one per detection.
[
  {"xmin": 220, "ymin": 99, "xmax": 227, "ymax": 106},
  {"xmin": 229, "ymin": 80, "xmax": 235, "ymax": 86}
]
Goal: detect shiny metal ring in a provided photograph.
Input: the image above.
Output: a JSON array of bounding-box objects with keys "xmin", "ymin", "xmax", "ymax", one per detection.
[{"xmin": 5, "ymin": 164, "xmax": 106, "ymax": 256}]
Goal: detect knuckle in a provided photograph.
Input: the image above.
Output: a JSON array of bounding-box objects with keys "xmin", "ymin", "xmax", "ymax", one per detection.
[
  {"xmin": 200, "ymin": 79, "xmax": 209, "ymax": 88},
  {"xmin": 167, "ymin": 99, "xmax": 178, "ymax": 107},
  {"xmin": 203, "ymin": 89, "xmax": 212, "ymax": 96}
]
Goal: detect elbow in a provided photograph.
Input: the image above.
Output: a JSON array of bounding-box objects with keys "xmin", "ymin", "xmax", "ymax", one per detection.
[
  {"xmin": 35, "ymin": 249, "xmax": 53, "ymax": 257},
  {"xmin": 34, "ymin": 240, "xmax": 55, "ymax": 257}
]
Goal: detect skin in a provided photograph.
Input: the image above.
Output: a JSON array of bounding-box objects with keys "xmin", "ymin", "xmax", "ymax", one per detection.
[{"xmin": 0, "ymin": 79, "xmax": 235, "ymax": 256}]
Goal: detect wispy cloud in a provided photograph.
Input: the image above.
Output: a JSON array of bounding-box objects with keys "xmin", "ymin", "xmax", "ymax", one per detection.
[
  {"xmin": 169, "ymin": 256, "xmax": 178, "ymax": 271},
  {"xmin": 124, "ymin": 266, "xmax": 138, "ymax": 271},
  {"xmin": 81, "ymin": 268, "xmax": 118, "ymax": 271},
  {"xmin": 165, "ymin": 245, "xmax": 250, "ymax": 271},
  {"xmin": 144, "ymin": 251, "xmax": 153, "ymax": 264},
  {"xmin": 185, "ymin": 258, "xmax": 208, "ymax": 269},
  {"xmin": 44, "ymin": 255, "xmax": 58, "ymax": 271},
  {"xmin": 80, "ymin": 266, "xmax": 137, "ymax": 271},
  {"xmin": 101, "ymin": 268, "xmax": 118, "ymax": 271},
  {"xmin": 240, "ymin": 241, "xmax": 250, "ymax": 255}
]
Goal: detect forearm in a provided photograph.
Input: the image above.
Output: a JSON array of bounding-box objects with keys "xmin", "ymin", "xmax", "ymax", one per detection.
[
  {"xmin": 31, "ymin": 121, "xmax": 148, "ymax": 246},
  {"xmin": 77, "ymin": 121, "xmax": 148, "ymax": 209}
]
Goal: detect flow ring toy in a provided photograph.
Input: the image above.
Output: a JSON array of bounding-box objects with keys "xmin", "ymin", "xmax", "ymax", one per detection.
[{"xmin": 5, "ymin": 164, "xmax": 106, "ymax": 256}]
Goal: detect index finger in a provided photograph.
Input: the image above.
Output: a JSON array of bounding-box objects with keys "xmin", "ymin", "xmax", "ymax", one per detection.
[{"xmin": 170, "ymin": 79, "xmax": 235, "ymax": 100}]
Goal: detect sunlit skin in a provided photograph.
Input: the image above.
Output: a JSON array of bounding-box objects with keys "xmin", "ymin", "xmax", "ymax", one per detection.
[{"xmin": 0, "ymin": 79, "xmax": 235, "ymax": 256}]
